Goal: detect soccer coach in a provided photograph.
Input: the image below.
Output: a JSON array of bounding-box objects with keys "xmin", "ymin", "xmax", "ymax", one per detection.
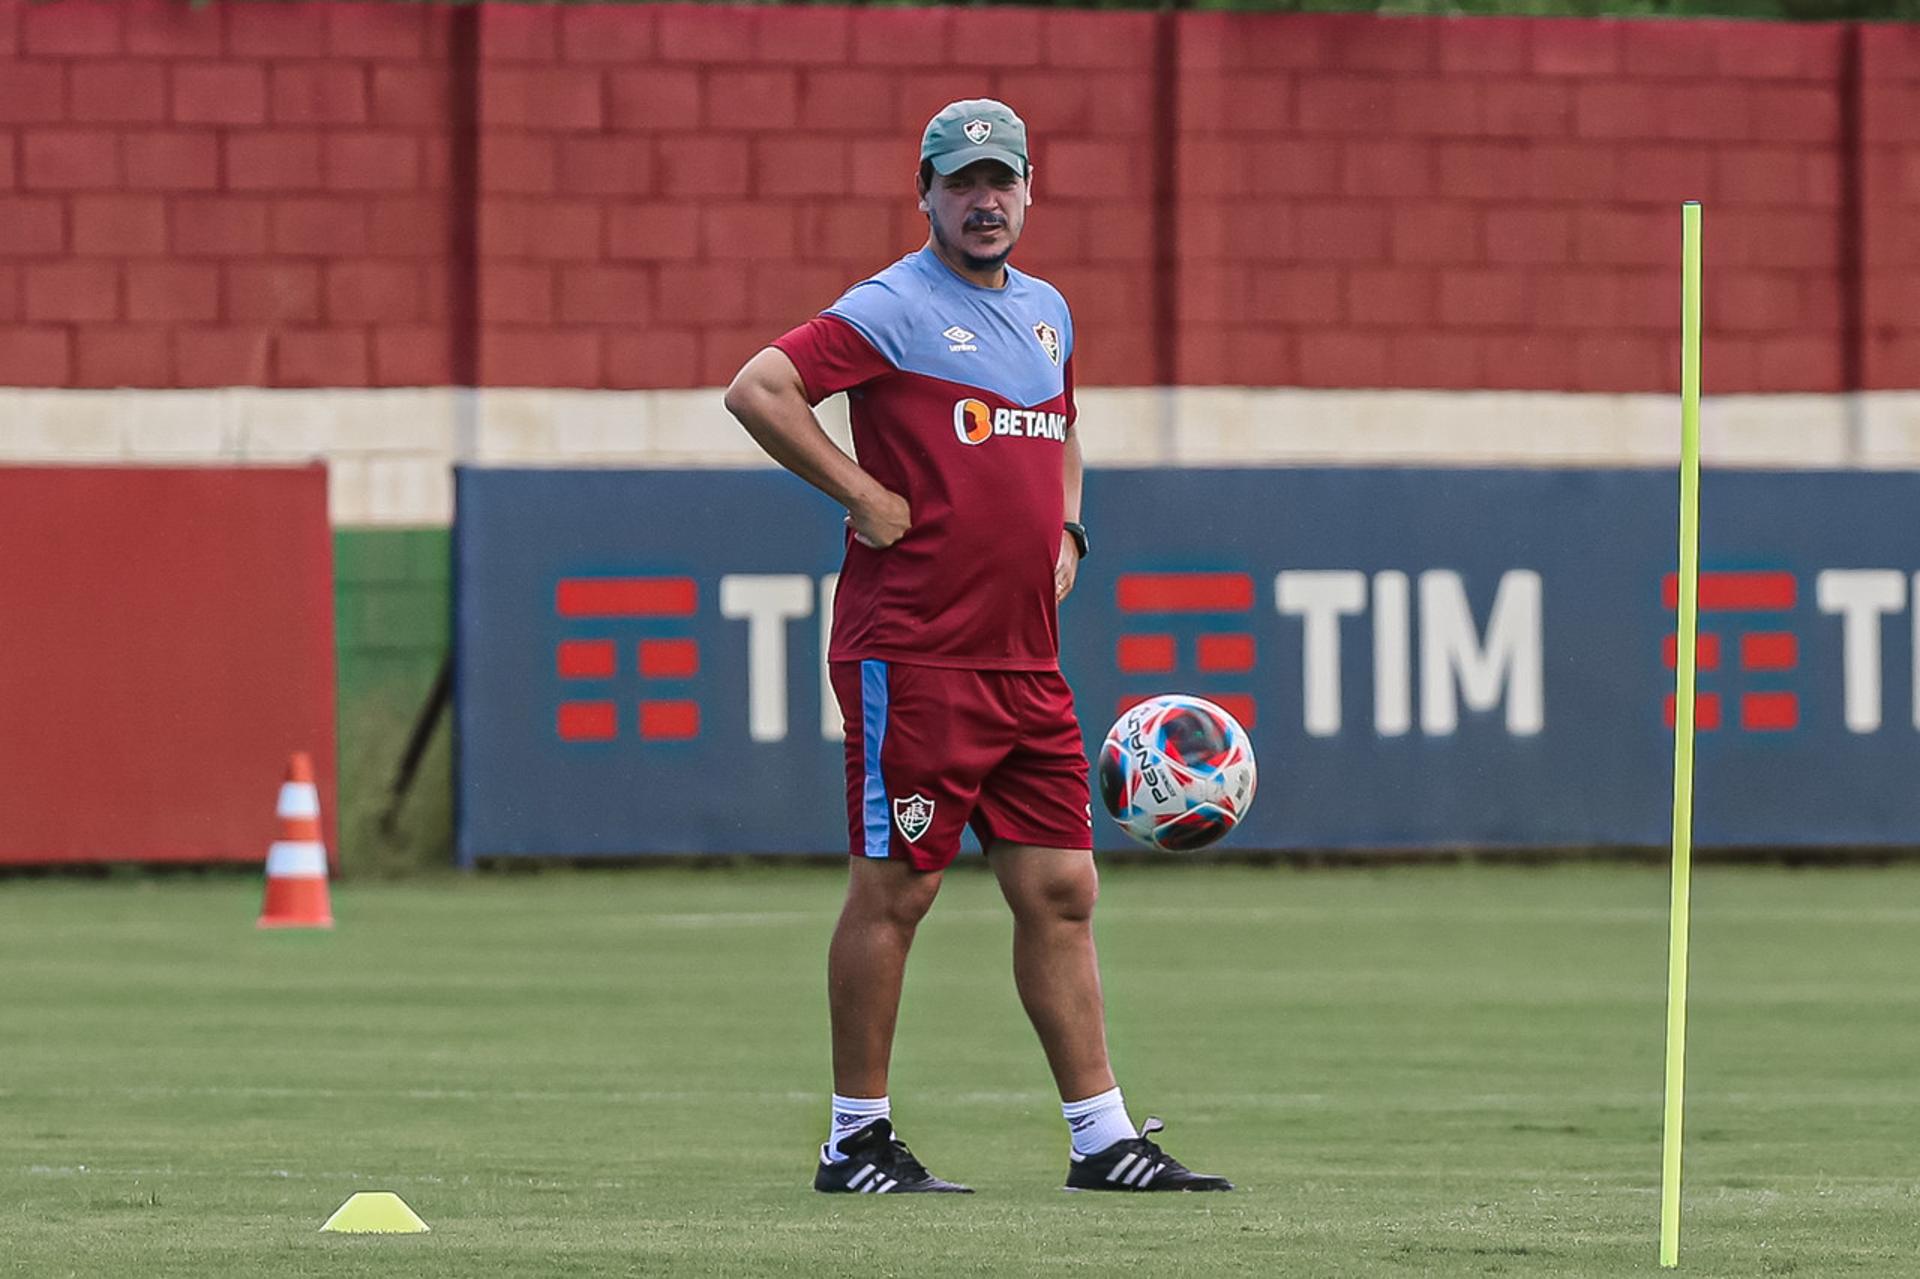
[{"xmin": 725, "ymin": 99, "xmax": 1230, "ymax": 1196}]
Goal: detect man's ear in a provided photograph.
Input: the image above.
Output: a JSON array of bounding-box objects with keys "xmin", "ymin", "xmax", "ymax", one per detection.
[
  {"xmin": 916, "ymin": 171, "xmax": 931, "ymax": 214},
  {"xmin": 1023, "ymin": 167, "xmax": 1035, "ymax": 207}
]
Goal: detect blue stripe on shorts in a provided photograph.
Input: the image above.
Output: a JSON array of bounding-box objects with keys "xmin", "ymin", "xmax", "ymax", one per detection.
[{"xmin": 860, "ymin": 659, "xmax": 890, "ymax": 859}]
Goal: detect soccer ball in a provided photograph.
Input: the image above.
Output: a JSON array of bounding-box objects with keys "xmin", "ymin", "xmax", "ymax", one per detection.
[{"xmin": 1097, "ymin": 695, "xmax": 1257, "ymax": 851}]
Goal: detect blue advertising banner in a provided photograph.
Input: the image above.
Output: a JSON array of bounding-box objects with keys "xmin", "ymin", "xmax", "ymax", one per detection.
[{"xmin": 455, "ymin": 467, "xmax": 1920, "ymax": 861}]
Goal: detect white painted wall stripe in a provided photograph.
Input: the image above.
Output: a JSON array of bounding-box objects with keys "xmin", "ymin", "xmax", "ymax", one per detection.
[{"xmin": 3, "ymin": 387, "xmax": 1917, "ymax": 527}]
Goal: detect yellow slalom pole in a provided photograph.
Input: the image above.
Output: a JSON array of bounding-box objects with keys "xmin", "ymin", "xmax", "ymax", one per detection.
[{"xmin": 1660, "ymin": 200, "xmax": 1703, "ymax": 1269}]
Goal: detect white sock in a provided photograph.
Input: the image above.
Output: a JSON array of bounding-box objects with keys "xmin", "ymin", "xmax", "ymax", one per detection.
[
  {"xmin": 822, "ymin": 1093, "xmax": 890, "ymax": 1164},
  {"xmin": 1062, "ymin": 1086, "xmax": 1135, "ymax": 1157}
]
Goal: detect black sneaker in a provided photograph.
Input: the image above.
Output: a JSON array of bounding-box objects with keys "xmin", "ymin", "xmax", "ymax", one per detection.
[
  {"xmin": 1065, "ymin": 1117, "xmax": 1233, "ymax": 1192},
  {"xmin": 813, "ymin": 1118, "xmax": 973, "ymax": 1194}
]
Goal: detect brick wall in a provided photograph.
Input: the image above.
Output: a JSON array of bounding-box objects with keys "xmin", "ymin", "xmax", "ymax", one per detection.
[
  {"xmin": 0, "ymin": 0, "xmax": 459, "ymax": 389},
  {"xmin": 1863, "ymin": 29, "xmax": 1920, "ymax": 391},
  {"xmin": 472, "ymin": 3, "xmax": 1157, "ymax": 388},
  {"xmin": 1, "ymin": 1, "xmax": 1915, "ymax": 395},
  {"xmin": 1179, "ymin": 15, "xmax": 1855, "ymax": 392}
]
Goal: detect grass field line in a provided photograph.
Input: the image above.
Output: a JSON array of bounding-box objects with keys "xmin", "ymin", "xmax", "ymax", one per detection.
[
  {"xmin": 21, "ymin": 1164, "xmax": 472, "ymax": 1185},
  {"xmin": 620, "ymin": 904, "xmax": 1920, "ymax": 928},
  {"xmin": 17, "ymin": 1163, "xmax": 1919, "ymax": 1195},
  {"xmin": 10, "ymin": 903, "xmax": 1920, "ymax": 932},
  {"xmin": 7, "ymin": 1083, "xmax": 1915, "ymax": 1110}
]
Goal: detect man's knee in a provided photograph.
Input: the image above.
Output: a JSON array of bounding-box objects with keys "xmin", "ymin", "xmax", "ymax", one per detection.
[
  {"xmin": 844, "ymin": 860, "xmax": 942, "ymax": 930},
  {"xmin": 1012, "ymin": 857, "xmax": 1098, "ymax": 926}
]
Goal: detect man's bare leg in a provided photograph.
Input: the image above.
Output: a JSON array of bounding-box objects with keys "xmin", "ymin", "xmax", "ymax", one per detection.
[
  {"xmin": 827, "ymin": 856, "xmax": 943, "ymax": 1097},
  {"xmin": 986, "ymin": 842, "xmax": 1116, "ymax": 1102},
  {"xmin": 813, "ymin": 857, "xmax": 974, "ymax": 1192},
  {"xmin": 987, "ymin": 841, "xmax": 1234, "ymax": 1190}
]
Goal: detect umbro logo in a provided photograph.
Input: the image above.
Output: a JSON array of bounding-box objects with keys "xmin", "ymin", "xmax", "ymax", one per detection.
[{"xmin": 942, "ymin": 325, "xmax": 977, "ymax": 353}]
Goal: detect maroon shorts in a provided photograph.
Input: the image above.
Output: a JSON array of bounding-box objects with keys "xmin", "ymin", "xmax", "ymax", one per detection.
[{"xmin": 829, "ymin": 660, "xmax": 1094, "ymax": 872}]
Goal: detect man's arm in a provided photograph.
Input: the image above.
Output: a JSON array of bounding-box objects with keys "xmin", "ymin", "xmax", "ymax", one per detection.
[
  {"xmin": 1055, "ymin": 427, "xmax": 1083, "ymax": 603},
  {"xmin": 723, "ymin": 346, "xmax": 909, "ymax": 550}
]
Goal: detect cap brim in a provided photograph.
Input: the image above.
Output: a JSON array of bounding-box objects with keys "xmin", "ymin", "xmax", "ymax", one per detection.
[{"xmin": 928, "ymin": 147, "xmax": 1025, "ymax": 177}]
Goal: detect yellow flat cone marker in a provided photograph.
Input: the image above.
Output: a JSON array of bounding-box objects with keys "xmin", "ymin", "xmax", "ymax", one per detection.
[{"xmin": 320, "ymin": 1191, "xmax": 430, "ymax": 1234}]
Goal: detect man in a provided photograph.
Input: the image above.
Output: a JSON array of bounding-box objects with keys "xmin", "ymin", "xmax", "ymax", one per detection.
[{"xmin": 723, "ymin": 99, "xmax": 1230, "ymax": 1196}]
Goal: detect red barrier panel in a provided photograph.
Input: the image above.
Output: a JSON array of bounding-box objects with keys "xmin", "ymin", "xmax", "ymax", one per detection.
[{"xmin": 0, "ymin": 466, "xmax": 337, "ymax": 864}]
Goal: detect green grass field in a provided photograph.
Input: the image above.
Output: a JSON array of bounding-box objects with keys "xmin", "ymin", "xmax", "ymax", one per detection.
[{"xmin": 4, "ymin": 862, "xmax": 1917, "ymax": 1277}]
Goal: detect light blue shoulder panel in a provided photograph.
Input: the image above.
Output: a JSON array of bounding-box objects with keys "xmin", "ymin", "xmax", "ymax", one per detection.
[{"xmin": 824, "ymin": 248, "xmax": 1072, "ymax": 409}]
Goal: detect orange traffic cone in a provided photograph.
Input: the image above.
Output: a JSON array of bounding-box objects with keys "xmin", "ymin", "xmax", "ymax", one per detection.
[{"xmin": 257, "ymin": 752, "xmax": 334, "ymax": 929}]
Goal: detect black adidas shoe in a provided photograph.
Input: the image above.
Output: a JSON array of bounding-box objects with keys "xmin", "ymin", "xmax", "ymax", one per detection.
[
  {"xmin": 1065, "ymin": 1117, "xmax": 1233, "ymax": 1192},
  {"xmin": 813, "ymin": 1118, "xmax": 973, "ymax": 1194}
]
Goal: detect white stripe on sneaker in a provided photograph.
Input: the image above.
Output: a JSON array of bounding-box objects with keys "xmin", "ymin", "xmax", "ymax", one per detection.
[
  {"xmin": 1138, "ymin": 1162, "xmax": 1161, "ymax": 1187},
  {"xmin": 875, "ymin": 1177, "xmax": 897, "ymax": 1193},
  {"xmin": 1123, "ymin": 1160, "xmax": 1151, "ymax": 1186},
  {"xmin": 848, "ymin": 1164, "xmax": 875, "ymax": 1190},
  {"xmin": 1107, "ymin": 1153, "xmax": 1137, "ymax": 1183}
]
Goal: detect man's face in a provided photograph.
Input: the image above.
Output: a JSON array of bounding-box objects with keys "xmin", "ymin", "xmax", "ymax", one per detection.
[{"xmin": 921, "ymin": 159, "xmax": 1031, "ymax": 272}]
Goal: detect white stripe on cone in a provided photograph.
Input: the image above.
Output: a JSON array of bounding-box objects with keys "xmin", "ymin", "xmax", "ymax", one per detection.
[
  {"xmin": 278, "ymin": 782, "xmax": 321, "ymax": 819},
  {"xmin": 265, "ymin": 840, "xmax": 328, "ymax": 877}
]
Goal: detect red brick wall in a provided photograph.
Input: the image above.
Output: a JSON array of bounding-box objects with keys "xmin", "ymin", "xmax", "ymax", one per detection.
[
  {"xmin": 1864, "ymin": 27, "xmax": 1920, "ymax": 391},
  {"xmin": 1177, "ymin": 14, "xmax": 1861, "ymax": 392},
  {"xmin": 473, "ymin": 3, "xmax": 1157, "ymax": 388},
  {"xmin": 1, "ymin": 1, "xmax": 1914, "ymax": 394},
  {"xmin": 0, "ymin": 0, "xmax": 458, "ymax": 389}
]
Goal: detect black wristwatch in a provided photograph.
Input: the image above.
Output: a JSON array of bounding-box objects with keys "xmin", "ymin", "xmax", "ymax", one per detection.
[{"xmin": 1063, "ymin": 521, "xmax": 1090, "ymax": 560}]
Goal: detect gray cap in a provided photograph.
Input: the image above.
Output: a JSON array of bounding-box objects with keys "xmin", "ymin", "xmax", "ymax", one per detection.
[{"xmin": 920, "ymin": 99, "xmax": 1028, "ymax": 177}]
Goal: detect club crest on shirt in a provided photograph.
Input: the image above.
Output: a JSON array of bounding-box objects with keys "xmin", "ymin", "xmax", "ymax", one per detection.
[
  {"xmin": 893, "ymin": 793, "xmax": 935, "ymax": 843},
  {"xmin": 963, "ymin": 119, "xmax": 992, "ymax": 145},
  {"xmin": 1032, "ymin": 321, "xmax": 1061, "ymax": 366}
]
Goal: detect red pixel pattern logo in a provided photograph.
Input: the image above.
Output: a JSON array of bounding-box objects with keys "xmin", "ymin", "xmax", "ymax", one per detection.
[
  {"xmin": 1114, "ymin": 572, "xmax": 1258, "ymax": 728},
  {"xmin": 554, "ymin": 576, "xmax": 702, "ymax": 742},
  {"xmin": 1662, "ymin": 570, "xmax": 1799, "ymax": 733}
]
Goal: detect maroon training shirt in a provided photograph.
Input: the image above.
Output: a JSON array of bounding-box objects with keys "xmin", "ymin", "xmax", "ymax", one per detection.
[{"xmin": 772, "ymin": 246, "xmax": 1077, "ymax": 671}]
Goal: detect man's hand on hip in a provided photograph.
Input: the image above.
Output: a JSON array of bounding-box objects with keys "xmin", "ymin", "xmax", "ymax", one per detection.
[{"xmin": 848, "ymin": 489, "xmax": 911, "ymax": 549}]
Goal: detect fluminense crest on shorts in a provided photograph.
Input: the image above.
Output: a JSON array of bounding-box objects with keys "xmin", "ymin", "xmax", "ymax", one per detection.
[
  {"xmin": 1032, "ymin": 321, "xmax": 1060, "ymax": 365},
  {"xmin": 963, "ymin": 119, "xmax": 992, "ymax": 145},
  {"xmin": 892, "ymin": 793, "xmax": 935, "ymax": 843}
]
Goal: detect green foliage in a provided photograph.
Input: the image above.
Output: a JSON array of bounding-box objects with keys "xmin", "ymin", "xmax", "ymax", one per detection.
[
  {"xmin": 333, "ymin": 529, "xmax": 452, "ymax": 877},
  {"xmin": 5, "ymin": 863, "xmax": 1919, "ymax": 1276}
]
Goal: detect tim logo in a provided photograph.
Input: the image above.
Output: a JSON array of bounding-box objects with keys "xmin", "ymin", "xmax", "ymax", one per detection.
[
  {"xmin": 1116, "ymin": 568, "xmax": 1545, "ymax": 739},
  {"xmin": 1667, "ymin": 566, "xmax": 1920, "ymax": 736},
  {"xmin": 551, "ymin": 576, "xmax": 702, "ymax": 743},
  {"xmin": 1115, "ymin": 572, "xmax": 1258, "ymax": 729},
  {"xmin": 1662, "ymin": 571, "xmax": 1799, "ymax": 732}
]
